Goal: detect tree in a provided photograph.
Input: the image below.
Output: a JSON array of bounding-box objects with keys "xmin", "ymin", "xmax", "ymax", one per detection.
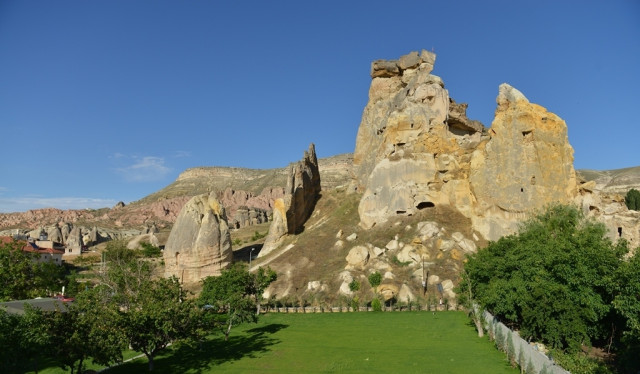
[
  {"xmin": 48, "ymin": 287, "xmax": 126, "ymax": 374},
  {"xmin": 463, "ymin": 204, "xmax": 628, "ymax": 351},
  {"xmin": 95, "ymin": 241, "xmax": 201, "ymax": 371},
  {"xmin": 248, "ymin": 266, "xmax": 277, "ymax": 315},
  {"xmin": 199, "ymin": 264, "xmax": 276, "ymax": 341},
  {"xmin": 625, "ymin": 188, "xmax": 640, "ymax": 211},
  {"xmin": 0, "ymin": 305, "xmax": 51, "ymax": 373},
  {"xmin": 123, "ymin": 277, "xmax": 200, "ymax": 371},
  {"xmin": 613, "ymin": 249, "xmax": 640, "ymax": 364},
  {"xmin": 0, "ymin": 239, "xmax": 39, "ymax": 300},
  {"xmin": 0, "ymin": 238, "xmax": 73, "ymax": 301},
  {"xmin": 455, "ymin": 268, "xmax": 484, "ymax": 337}
]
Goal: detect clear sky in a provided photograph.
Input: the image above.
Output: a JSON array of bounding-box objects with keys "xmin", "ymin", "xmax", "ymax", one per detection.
[{"xmin": 1, "ymin": 0, "xmax": 638, "ymax": 213}]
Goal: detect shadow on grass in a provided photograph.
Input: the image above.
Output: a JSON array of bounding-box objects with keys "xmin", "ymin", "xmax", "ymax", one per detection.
[{"xmin": 105, "ymin": 323, "xmax": 288, "ymax": 374}]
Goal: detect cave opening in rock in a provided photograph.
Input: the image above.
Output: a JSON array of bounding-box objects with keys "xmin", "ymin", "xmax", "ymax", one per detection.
[
  {"xmin": 618, "ymin": 227, "xmax": 623, "ymax": 237},
  {"xmin": 416, "ymin": 202, "xmax": 435, "ymax": 210}
]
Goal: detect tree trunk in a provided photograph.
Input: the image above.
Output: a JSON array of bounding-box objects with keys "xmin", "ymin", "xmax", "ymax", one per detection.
[
  {"xmin": 225, "ymin": 321, "xmax": 233, "ymax": 341},
  {"xmin": 147, "ymin": 354, "xmax": 155, "ymax": 371},
  {"xmin": 76, "ymin": 357, "xmax": 84, "ymax": 374},
  {"xmin": 474, "ymin": 316, "xmax": 485, "ymax": 337}
]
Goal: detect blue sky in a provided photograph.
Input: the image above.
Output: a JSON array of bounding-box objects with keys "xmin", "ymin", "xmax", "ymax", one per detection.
[{"xmin": 0, "ymin": 1, "xmax": 638, "ymax": 213}]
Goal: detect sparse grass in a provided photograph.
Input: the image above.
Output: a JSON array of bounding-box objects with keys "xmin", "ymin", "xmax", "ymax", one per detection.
[{"xmin": 69, "ymin": 312, "xmax": 517, "ymax": 374}]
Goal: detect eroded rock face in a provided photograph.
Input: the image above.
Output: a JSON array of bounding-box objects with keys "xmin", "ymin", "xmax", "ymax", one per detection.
[
  {"xmin": 354, "ymin": 50, "xmax": 578, "ymax": 240},
  {"xmin": 469, "ymin": 84, "xmax": 577, "ymax": 239},
  {"xmin": 163, "ymin": 192, "xmax": 232, "ymax": 284},
  {"xmin": 260, "ymin": 144, "xmax": 321, "ymax": 257}
]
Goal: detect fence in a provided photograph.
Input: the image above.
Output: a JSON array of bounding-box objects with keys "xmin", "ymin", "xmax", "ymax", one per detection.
[{"xmin": 483, "ymin": 309, "xmax": 570, "ymax": 374}]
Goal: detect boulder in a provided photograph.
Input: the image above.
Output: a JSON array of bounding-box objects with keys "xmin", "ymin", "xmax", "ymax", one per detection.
[
  {"xmin": 163, "ymin": 192, "xmax": 232, "ymax": 284},
  {"xmin": 345, "ymin": 245, "xmax": 370, "ymax": 268},
  {"xmin": 377, "ymin": 283, "xmax": 399, "ymax": 301},
  {"xmin": 398, "ymin": 284, "xmax": 416, "ymax": 303}
]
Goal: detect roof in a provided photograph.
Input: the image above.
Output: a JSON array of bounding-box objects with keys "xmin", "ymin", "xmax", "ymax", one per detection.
[
  {"xmin": 0, "ymin": 298, "xmax": 71, "ymax": 315},
  {"xmin": 0, "ymin": 236, "xmax": 64, "ymax": 255}
]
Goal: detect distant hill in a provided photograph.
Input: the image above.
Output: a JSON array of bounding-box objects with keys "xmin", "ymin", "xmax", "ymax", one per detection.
[{"xmin": 577, "ymin": 165, "xmax": 640, "ymax": 195}]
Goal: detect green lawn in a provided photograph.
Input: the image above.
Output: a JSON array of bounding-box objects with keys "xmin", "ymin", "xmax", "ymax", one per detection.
[{"xmin": 96, "ymin": 311, "xmax": 516, "ymax": 374}]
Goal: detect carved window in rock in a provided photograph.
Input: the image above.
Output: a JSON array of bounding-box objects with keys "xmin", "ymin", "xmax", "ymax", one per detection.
[{"xmin": 175, "ymin": 252, "xmax": 180, "ymax": 266}]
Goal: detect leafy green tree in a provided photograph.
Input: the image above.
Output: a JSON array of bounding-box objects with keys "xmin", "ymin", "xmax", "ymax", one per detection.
[
  {"xmin": 123, "ymin": 276, "xmax": 200, "ymax": 371},
  {"xmin": 625, "ymin": 188, "xmax": 640, "ymax": 211},
  {"xmin": 0, "ymin": 238, "xmax": 69, "ymax": 300},
  {"xmin": 248, "ymin": 266, "xmax": 277, "ymax": 315},
  {"xmin": 96, "ymin": 241, "xmax": 201, "ymax": 371},
  {"xmin": 455, "ymin": 268, "xmax": 484, "ymax": 337},
  {"xmin": 48, "ymin": 286, "xmax": 126, "ymax": 374},
  {"xmin": 462, "ymin": 204, "xmax": 627, "ymax": 351},
  {"xmin": 199, "ymin": 264, "xmax": 276, "ymax": 341},
  {"xmin": 0, "ymin": 309, "xmax": 22, "ymax": 372},
  {"xmin": 613, "ymin": 249, "xmax": 640, "ymax": 371},
  {"xmin": 0, "ymin": 239, "xmax": 38, "ymax": 300}
]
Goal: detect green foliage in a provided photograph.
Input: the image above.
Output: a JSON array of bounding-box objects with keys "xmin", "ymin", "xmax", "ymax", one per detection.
[
  {"xmin": 232, "ymin": 238, "xmax": 242, "ymax": 246},
  {"xmin": 200, "ymin": 264, "xmax": 277, "ymax": 341},
  {"xmin": 613, "ymin": 250, "xmax": 640, "ymax": 339},
  {"xmin": 95, "ymin": 240, "xmax": 200, "ymax": 371},
  {"xmin": 350, "ymin": 296, "xmax": 359, "ymax": 311},
  {"xmin": 368, "ymin": 271, "xmax": 382, "ymax": 288},
  {"xmin": 0, "ymin": 238, "xmax": 69, "ymax": 301},
  {"xmin": 91, "ymin": 312, "xmax": 519, "ymax": 373},
  {"xmin": 348, "ymin": 279, "xmax": 360, "ymax": 292},
  {"xmin": 251, "ymin": 231, "xmax": 267, "ymax": 241},
  {"xmin": 391, "ymin": 255, "xmax": 411, "ymax": 266},
  {"xmin": 139, "ymin": 242, "xmax": 162, "ymax": 257},
  {"xmin": 462, "ymin": 204, "xmax": 627, "ymax": 351},
  {"xmin": 550, "ymin": 348, "xmax": 615, "ymax": 374},
  {"xmin": 371, "ymin": 297, "xmax": 382, "ymax": 312},
  {"xmin": 123, "ymin": 277, "xmax": 200, "ymax": 371},
  {"xmin": 625, "ymin": 188, "xmax": 640, "ymax": 211}
]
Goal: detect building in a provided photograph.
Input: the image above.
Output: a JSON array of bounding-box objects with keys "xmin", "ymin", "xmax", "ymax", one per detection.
[{"xmin": 0, "ymin": 236, "xmax": 65, "ymax": 265}]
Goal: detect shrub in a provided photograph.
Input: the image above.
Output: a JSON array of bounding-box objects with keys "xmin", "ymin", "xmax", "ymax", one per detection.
[
  {"xmin": 371, "ymin": 297, "xmax": 382, "ymax": 312},
  {"xmin": 368, "ymin": 272, "xmax": 382, "ymax": 288},
  {"xmin": 140, "ymin": 242, "xmax": 162, "ymax": 258},
  {"xmin": 348, "ymin": 279, "xmax": 360, "ymax": 292},
  {"xmin": 625, "ymin": 188, "xmax": 640, "ymax": 211}
]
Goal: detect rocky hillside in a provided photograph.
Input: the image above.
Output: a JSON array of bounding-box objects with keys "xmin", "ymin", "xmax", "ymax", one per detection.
[
  {"xmin": 2, "ymin": 50, "xmax": 638, "ymax": 307},
  {"xmin": 577, "ymin": 166, "xmax": 640, "ymax": 195},
  {"xmin": 0, "ymin": 153, "xmax": 353, "ymax": 232}
]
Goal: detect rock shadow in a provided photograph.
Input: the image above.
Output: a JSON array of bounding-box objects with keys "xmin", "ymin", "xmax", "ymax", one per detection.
[
  {"xmin": 110, "ymin": 324, "xmax": 287, "ymax": 373},
  {"xmin": 233, "ymin": 243, "xmax": 263, "ymax": 262}
]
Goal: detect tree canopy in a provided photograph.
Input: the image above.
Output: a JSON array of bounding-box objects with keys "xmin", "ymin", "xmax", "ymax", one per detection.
[
  {"xmin": 625, "ymin": 188, "xmax": 640, "ymax": 211},
  {"xmin": 461, "ymin": 204, "xmax": 629, "ymax": 351},
  {"xmin": 199, "ymin": 263, "xmax": 276, "ymax": 341},
  {"xmin": 0, "ymin": 238, "xmax": 72, "ymax": 301}
]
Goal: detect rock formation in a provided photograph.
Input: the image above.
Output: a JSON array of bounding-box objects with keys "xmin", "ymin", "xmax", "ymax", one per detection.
[
  {"xmin": 66, "ymin": 226, "xmax": 83, "ymax": 254},
  {"xmin": 259, "ymin": 144, "xmax": 321, "ymax": 257},
  {"xmin": 354, "ymin": 50, "xmax": 579, "ymax": 240},
  {"xmin": 163, "ymin": 192, "xmax": 232, "ymax": 284},
  {"xmin": 469, "ymin": 84, "xmax": 577, "ymax": 239}
]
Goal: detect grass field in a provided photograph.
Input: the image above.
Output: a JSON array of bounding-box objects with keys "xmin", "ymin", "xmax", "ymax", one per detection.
[{"xmin": 57, "ymin": 311, "xmax": 516, "ymax": 374}]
